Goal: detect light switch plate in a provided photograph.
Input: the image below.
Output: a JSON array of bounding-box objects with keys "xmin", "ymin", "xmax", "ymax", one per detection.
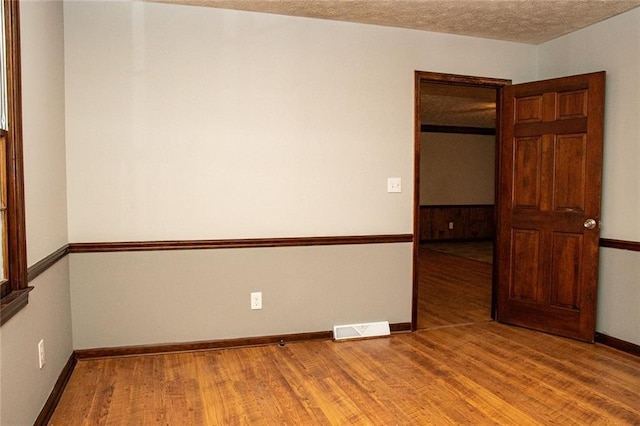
[{"xmin": 387, "ymin": 177, "xmax": 402, "ymax": 193}]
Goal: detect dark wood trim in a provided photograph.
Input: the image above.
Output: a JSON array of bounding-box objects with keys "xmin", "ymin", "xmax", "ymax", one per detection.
[
  {"xmin": 9, "ymin": 235, "xmax": 413, "ymax": 290},
  {"xmin": 595, "ymin": 333, "xmax": 640, "ymax": 357},
  {"xmin": 74, "ymin": 331, "xmax": 334, "ymax": 359},
  {"xmin": 421, "ymin": 237, "xmax": 493, "ymax": 243},
  {"xmin": 0, "ymin": 0, "xmax": 29, "ymax": 322},
  {"xmin": 416, "ymin": 72, "xmax": 512, "ymax": 88},
  {"xmin": 0, "ymin": 280, "xmax": 8, "ymax": 301},
  {"xmin": 69, "ymin": 234, "xmax": 414, "ymax": 253},
  {"xmin": 27, "ymin": 245, "xmax": 70, "ymax": 282},
  {"xmin": 491, "ymin": 86, "xmax": 506, "ymax": 321},
  {"xmin": 0, "ymin": 286, "xmax": 33, "ymax": 326},
  {"xmin": 421, "ymin": 124, "xmax": 496, "ymax": 135},
  {"xmin": 420, "ymin": 204, "xmax": 494, "ymax": 209},
  {"xmin": 599, "ymin": 238, "xmax": 640, "ymax": 252},
  {"xmin": 34, "ymin": 353, "xmax": 77, "ymax": 426},
  {"xmin": 21, "ymin": 235, "xmax": 414, "ymax": 280},
  {"xmin": 74, "ymin": 323, "xmax": 411, "ymax": 359},
  {"xmin": 412, "ymin": 72, "xmax": 423, "ymax": 330},
  {"xmin": 4, "ymin": 0, "xmax": 27, "ymax": 293},
  {"xmin": 413, "ymin": 71, "xmax": 512, "ymax": 331},
  {"xmin": 389, "ymin": 322, "xmax": 412, "ymax": 333}
]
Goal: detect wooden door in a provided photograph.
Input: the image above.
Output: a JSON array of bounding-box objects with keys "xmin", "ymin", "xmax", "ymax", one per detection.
[{"xmin": 496, "ymin": 72, "xmax": 605, "ymax": 342}]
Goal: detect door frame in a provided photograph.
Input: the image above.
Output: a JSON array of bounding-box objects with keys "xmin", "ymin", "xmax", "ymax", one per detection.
[{"xmin": 412, "ymin": 71, "xmax": 511, "ymax": 330}]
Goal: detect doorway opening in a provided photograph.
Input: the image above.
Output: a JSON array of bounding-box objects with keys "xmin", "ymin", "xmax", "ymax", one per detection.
[{"xmin": 412, "ymin": 72, "xmax": 511, "ymax": 330}]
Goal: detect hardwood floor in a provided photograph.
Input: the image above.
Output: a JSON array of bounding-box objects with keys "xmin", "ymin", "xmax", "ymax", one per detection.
[
  {"xmin": 422, "ymin": 240, "xmax": 494, "ymax": 264},
  {"xmin": 49, "ymin": 322, "xmax": 640, "ymax": 425},
  {"xmin": 49, "ymin": 243, "xmax": 640, "ymax": 424},
  {"xmin": 418, "ymin": 244, "xmax": 493, "ymax": 329}
]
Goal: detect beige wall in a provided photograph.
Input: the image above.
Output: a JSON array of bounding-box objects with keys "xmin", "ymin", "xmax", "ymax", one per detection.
[
  {"xmin": 420, "ymin": 133, "xmax": 495, "ymax": 205},
  {"xmin": 0, "ymin": 1, "xmax": 72, "ymax": 425},
  {"xmin": 22, "ymin": 0, "xmax": 68, "ymax": 265},
  {"xmin": 70, "ymin": 244, "xmax": 413, "ymax": 349},
  {"xmin": 597, "ymin": 248, "xmax": 640, "ymax": 344},
  {"xmin": 63, "ymin": 1, "xmax": 536, "ymax": 242},
  {"xmin": 63, "ymin": 1, "xmax": 538, "ymax": 349},
  {"xmin": 0, "ymin": 262, "xmax": 72, "ymax": 426},
  {"xmin": 538, "ymin": 7, "xmax": 640, "ymax": 346}
]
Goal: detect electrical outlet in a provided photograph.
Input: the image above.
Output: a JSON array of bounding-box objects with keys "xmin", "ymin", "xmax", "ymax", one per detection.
[
  {"xmin": 251, "ymin": 292, "xmax": 262, "ymax": 310},
  {"xmin": 38, "ymin": 339, "xmax": 45, "ymax": 369},
  {"xmin": 448, "ymin": 222, "xmax": 454, "ymax": 230}
]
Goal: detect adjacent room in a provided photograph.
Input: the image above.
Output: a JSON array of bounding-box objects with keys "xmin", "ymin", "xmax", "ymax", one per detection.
[{"xmin": 417, "ymin": 82, "xmax": 497, "ymax": 330}]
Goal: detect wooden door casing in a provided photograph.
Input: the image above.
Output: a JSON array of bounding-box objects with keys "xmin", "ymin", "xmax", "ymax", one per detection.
[{"xmin": 497, "ymin": 72, "xmax": 605, "ymax": 342}]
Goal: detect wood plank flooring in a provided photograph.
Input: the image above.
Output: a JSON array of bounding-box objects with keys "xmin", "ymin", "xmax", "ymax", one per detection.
[
  {"xmin": 417, "ymin": 245, "xmax": 493, "ymax": 329},
  {"xmin": 422, "ymin": 241, "xmax": 494, "ymax": 264},
  {"xmin": 50, "ymin": 322, "xmax": 640, "ymax": 425}
]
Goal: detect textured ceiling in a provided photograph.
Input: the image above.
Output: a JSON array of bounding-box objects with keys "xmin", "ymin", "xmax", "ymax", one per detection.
[{"xmin": 152, "ymin": 0, "xmax": 640, "ymax": 44}]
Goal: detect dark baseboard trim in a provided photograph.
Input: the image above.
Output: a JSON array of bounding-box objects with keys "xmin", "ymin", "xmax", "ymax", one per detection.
[
  {"xmin": 75, "ymin": 331, "xmax": 332, "ymax": 359},
  {"xmin": 74, "ymin": 323, "xmax": 412, "ymax": 359},
  {"xmin": 68, "ymin": 234, "xmax": 414, "ymax": 253},
  {"xmin": 595, "ymin": 333, "xmax": 640, "ymax": 357},
  {"xmin": 34, "ymin": 353, "xmax": 77, "ymax": 426},
  {"xmin": 599, "ymin": 238, "xmax": 640, "ymax": 252},
  {"xmin": 27, "ymin": 244, "xmax": 70, "ymax": 283},
  {"xmin": 390, "ymin": 322, "xmax": 412, "ymax": 333}
]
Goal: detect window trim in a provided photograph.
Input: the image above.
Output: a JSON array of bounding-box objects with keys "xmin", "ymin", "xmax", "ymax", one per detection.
[{"xmin": 0, "ymin": 0, "xmax": 29, "ymax": 326}]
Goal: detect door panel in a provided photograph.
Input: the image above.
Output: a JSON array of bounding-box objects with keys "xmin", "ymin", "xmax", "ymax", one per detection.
[
  {"xmin": 513, "ymin": 137, "xmax": 542, "ymax": 208},
  {"xmin": 550, "ymin": 232, "xmax": 582, "ymax": 309},
  {"xmin": 554, "ymin": 134, "xmax": 587, "ymax": 210},
  {"xmin": 557, "ymin": 90, "xmax": 587, "ymax": 119},
  {"xmin": 497, "ymin": 72, "xmax": 605, "ymax": 342},
  {"xmin": 510, "ymin": 229, "xmax": 540, "ymax": 302}
]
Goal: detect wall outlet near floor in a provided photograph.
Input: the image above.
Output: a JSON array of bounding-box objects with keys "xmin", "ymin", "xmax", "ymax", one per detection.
[
  {"xmin": 251, "ymin": 292, "xmax": 262, "ymax": 310},
  {"xmin": 448, "ymin": 222, "xmax": 454, "ymax": 230},
  {"xmin": 38, "ymin": 339, "xmax": 46, "ymax": 369}
]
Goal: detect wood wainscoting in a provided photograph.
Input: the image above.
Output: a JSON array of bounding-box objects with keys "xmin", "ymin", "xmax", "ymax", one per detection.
[{"xmin": 419, "ymin": 205, "xmax": 494, "ymax": 242}]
